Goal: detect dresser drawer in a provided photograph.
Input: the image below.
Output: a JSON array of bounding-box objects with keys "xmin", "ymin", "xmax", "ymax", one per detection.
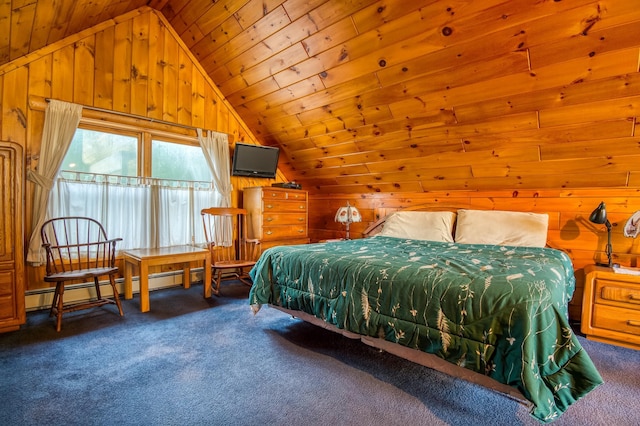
[
  {"xmin": 262, "ymin": 225, "xmax": 307, "ymax": 240},
  {"xmin": 592, "ymin": 304, "xmax": 640, "ymax": 336},
  {"xmin": 595, "ymin": 278, "xmax": 640, "ymax": 310},
  {"xmin": 262, "ymin": 200, "xmax": 307, "ymax": 212},
  {"xmin": 262, "ymin": 189, "xmax": 306, "ymax": 201},
  {"xmin": 263, "ymin": 212, "xmax": 307, "ymax": 226}
]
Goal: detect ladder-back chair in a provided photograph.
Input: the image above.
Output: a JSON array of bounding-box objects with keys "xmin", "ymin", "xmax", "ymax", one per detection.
[
  {"xmin": 40, "ymin": 217, "xmax": 124, "ymax": 331},
  {"xmin": 201, "ymin": 207, "xmax": 261, "ymax": 295}
]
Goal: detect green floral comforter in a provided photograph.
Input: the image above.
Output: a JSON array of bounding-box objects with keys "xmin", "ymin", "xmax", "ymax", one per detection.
[{"xmin": 249, "ymin": 236, "xmax": 603, "ymax": 423}]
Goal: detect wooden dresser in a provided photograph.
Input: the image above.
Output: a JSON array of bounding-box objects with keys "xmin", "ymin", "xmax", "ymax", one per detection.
[
  {"xmin": 581, "ymin": 264, "xmax": 640, "ymax": 350},
  {"xmin": 0, "ymin": 142, "xmax": 25, "ymax": 333},
  {"xmin": 243, "ymin": 186, "xmax": 309, "ymax": 251}
]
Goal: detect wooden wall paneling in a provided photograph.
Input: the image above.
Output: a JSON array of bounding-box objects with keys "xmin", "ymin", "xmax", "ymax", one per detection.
[
  {"xmin": 1, "ymin": 66, "xmax": 28, "ymax": 144},
  {"xmin": 113, "ymin": 20, "xmax": 133, "ymax": 113},
  {"xmin": 530, "ymin": 20, "xmax": 640, "ymax": 70},
  {"xmin": 225, "ymin": 77, "xmax": 280, "ymax": 108},
  {"xmin": 66, "ymin": 0, "xmax": 105, "ymax": 36},
  {"xmin": 9, "ymin": 2, "xmax": 36, "ymax": 63},
  {"xmin": 462, "ymin": 120, "xmax": 634, "ymax": 153},
  {"xmin": 280, "ymin": 0, "xmax": 325, "ymax": 22},
  {"xmin": 72, "ymin": 36, "xmax": 95, "ymax": 105},
  {"xmin": 0, "ymin": 2, "xmax": 10, "ymax": 64},
  {"xmin": 191, "ymin": 13, "xmax": 243, "ymax": 64},
  {"xmin": 202, "ymin": 84, "xmax": 218, "ymax": 131},
  {"xmin": 454, "ymin": 62, "xmax": 640, "ymax": 122},
  {"xmin": 177, "ymin": 48, "xmax": 192, "ymax": 125},
  {"xmin": 27, "ymin": 55, "xmax": 52, "ymax": 101},
  {"xmin": 46, "ymin": 0, "xmax": 75, "ymax": 46},
  {"xmin": 29, "ymin": 0, "xmax": 57, "ymax": 53},
  {"xmin": 50, "ymin": 44, "xmax": 74, "ymax": 102},
  {"xmin": 162, "ymin": 27, "xmax": 179, "ymax": 123},
  {"xmin": 242, "ymin": 73, "xmax": 322, "ymax": 117},
  {"xmin": 424, "ymin": 172, "xmax": 630, "ymax": 192},
  {"xmin": 543, "ymin": 137, "xmax": 640, "ymax": 160},
  {"xmin": 540, "ymin": 96, "xmax": 640, "ymax": 128},
  {"xmin": 191, "ymin": 64, "xmax": 205, "ymax": 129},
  {"xmin": 223, "ymin": 14, "xmax": 314, "ymax": 83},
  {"xmin": 209, "ymin": 5, "xmax": 290, "ymax": 78},
  {"xmin": 94, "ymin": 26, "xmax": 115, "ymax": 110},
  {"xmin": 130, "ymin": 13, "xmax": 150, "ymax": 117},
  {"xmin": 299, "ymin": 16, "xmax": 357, "ymax": 59},
  {"xmin": 350, "ymin": 0, "xmax": 441, "ymax": 35},
  {"xmin": 229, "ymin": 42, "xmax": 309, "ymax": 93},
  {"xmin": 216, "ymin": 100, "xmax": 230, "ymax": 135},
  {"xmin": 147, "ymin": 14, "xmax": 165, "ymax": 120}
]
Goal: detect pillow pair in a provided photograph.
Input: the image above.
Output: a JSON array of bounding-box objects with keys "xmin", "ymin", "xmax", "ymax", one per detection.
[{"xmin": 379, "ymin": 209, "xmax": 549, "ymax": 248}]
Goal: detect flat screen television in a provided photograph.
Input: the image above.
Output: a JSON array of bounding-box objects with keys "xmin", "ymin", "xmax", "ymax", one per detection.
[{"xmin": 231, "ymin": 143, "xmax": 280, "ymax": 178}]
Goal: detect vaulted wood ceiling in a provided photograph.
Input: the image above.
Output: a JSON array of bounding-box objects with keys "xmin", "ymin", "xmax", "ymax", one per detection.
[{"xmin": 3, "ymin": 0, "xmax": 640, "ymax": 194}]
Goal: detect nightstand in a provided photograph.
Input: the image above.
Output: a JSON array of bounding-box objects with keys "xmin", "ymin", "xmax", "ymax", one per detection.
[{"xmin": 581, "ymin": 264, "xmax": 640, "ymax": 350}]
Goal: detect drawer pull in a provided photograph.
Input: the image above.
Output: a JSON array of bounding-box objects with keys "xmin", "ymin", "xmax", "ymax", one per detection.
[
  {"xmin": 299, "ymin": 205, "xmax": 304, "ymax": 209},
  {"xmin": 298, "ymin": 218, "xmax": 304, "ymax": 222},
  {"xmin": 298, "ymin": 229, "xmax": 304, "ymax": 234},
  {"xmin": 266, "ymin": 204, "xmax": 273, "ymax": 209},
  {"xmin": 630, "ymin": 294, "xmax": 640, "ymax": 301},
  {"xmin": 266, "ymin": 217, "xmax": 274, "ymax": 222},
  {"xmin": 266, "ymin": 230, "xmax": 273, "ymax": 235},
  {"xmin": 628, "ymin": 320, "xmax": 640, "ymax": 327},
  {"xmin": 271, "ymin": 193, "xmax": 277, "ymax": 197}
]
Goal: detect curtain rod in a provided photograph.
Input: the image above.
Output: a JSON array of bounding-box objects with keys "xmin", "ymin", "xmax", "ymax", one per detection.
[{"xmin": 44, "ymin": 98, "xmax": 217, "ymax": 134}]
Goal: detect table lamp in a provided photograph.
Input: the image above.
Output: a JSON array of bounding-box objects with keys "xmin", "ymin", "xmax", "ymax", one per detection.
[{"xmin": 334, "ymin": 202, "xmax": 361, "ymax": 240}]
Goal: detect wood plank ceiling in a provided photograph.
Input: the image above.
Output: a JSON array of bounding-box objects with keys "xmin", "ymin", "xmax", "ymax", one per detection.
[{"xmin": 2, "ymin": 0, "xmax": 640, "ymax": 194}]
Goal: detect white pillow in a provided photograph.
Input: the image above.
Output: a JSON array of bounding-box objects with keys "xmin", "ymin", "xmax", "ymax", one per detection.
[
  {"xmin": 378, "ymin": 211, "xmax": 456, "ymax": 242},
  {"xmin": 454, "ymin": 209, "xmax": 549, "ymax": 248}
]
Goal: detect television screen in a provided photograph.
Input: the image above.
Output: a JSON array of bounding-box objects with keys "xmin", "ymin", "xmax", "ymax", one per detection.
[{"xmin": 231, "ymin": 143, "xmax": 280, "ymax": 178}]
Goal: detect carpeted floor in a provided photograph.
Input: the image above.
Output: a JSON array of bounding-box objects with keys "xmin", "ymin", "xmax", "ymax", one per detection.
[{"xmin": 1, "ymin": 281, "xmax": 638, "ymax": 426}]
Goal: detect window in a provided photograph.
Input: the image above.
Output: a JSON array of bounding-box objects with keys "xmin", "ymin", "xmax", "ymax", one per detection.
[
  {"xmin": 152, "ymin": 140, "xmax": 212, "ymax": 181},
  {"xmin": 48, "ymin": 125, "xmax": 222, "ymax": 250},
  {"xmin": 61, "ymin": 128, "xmax": 138, "ymax": 177}
]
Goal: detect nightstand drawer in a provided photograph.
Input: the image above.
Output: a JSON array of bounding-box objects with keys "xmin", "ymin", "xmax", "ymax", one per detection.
[
  {"xmin": 593, "ymin": 304, "xmax": 640, "ymax": 336},
  {"xmin": 595, "ymin": 279, "xmax": 640, "ymax": 309}
]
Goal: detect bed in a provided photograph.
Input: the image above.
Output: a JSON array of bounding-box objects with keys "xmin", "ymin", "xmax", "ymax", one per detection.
[{"xmin": 248, "ymin": 208, "xmax": 603, "ymax": 423}]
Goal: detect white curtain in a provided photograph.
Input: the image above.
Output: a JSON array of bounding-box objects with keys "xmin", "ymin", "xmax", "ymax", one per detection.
[
  {"xmin": 48, "ymin": 174, "xmax": 220, "ymax": 250},
  {"xmin": 26, "ymin": 100, "xmax": 82, "ymax": 264},
  {"xmin": 197, "ymin": 129, "xmax": 233, "ymax": 245},
  {"xmin": 197, "ymin": 129, "xmax": 232, "ymax": 207}
]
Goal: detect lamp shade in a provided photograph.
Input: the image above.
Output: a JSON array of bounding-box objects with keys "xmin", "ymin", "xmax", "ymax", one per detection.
[
  {"xmin": 589, "ymin": 201, "xmax": 608, "ymax": 225},
  {"xmin": 334, "ymin": 202, "xmax": 361, "ymax": 224}
]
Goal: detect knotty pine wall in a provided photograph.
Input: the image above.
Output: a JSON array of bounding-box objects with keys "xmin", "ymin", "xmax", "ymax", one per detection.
[
  {"xmin": 0, "ymin": 7, "xmax": 280, "ymax": 291},
  {"xmin": 309, "ymin": 190, "xmax": 640, "ymax": 320}
]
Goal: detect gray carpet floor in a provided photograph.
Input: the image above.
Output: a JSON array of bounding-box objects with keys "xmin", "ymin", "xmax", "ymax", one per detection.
[{"xmin": 1, "ymin": 281, "xmax": 638, "ymax": 426}]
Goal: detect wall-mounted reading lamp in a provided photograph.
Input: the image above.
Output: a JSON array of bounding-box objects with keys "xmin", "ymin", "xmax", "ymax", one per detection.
[{"xmin": 589, "ymin": 201, "xmax": 612, "ymax": 267}]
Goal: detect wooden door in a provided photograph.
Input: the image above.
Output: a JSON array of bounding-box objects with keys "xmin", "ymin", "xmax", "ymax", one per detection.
[{"xmin": 0, "ymin": 142, "xmax": 25, "ymax": 332}]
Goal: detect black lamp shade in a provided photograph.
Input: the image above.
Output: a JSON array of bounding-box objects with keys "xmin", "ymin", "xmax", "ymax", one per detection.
[{"xmin": 589, "ymin": 202, "xmax": 608, "ymax": 225}]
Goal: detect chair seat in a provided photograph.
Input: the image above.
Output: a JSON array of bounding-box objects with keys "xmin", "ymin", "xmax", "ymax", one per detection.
[{"xmin": 43, "ymin": 267, "xmax": 119, "ymax": 282}]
